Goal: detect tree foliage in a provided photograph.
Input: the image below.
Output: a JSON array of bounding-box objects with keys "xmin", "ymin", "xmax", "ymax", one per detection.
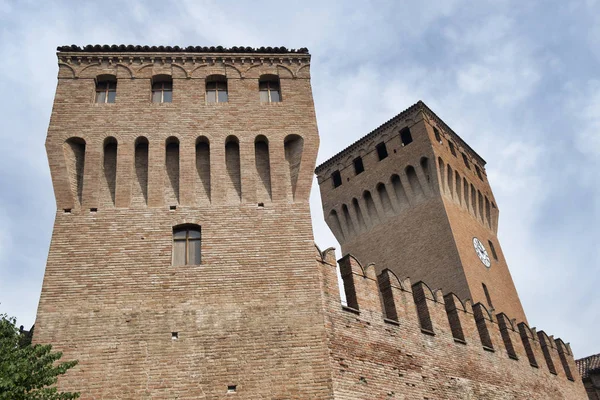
[{"xmin": 0, "ymin": 314, "xmax": 79, "ymax": 400}]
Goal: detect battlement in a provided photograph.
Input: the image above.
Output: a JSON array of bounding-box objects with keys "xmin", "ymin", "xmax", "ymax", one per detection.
[{"xmin": 315, "ymin": 245, "xmax": 584, "ymax": 398}]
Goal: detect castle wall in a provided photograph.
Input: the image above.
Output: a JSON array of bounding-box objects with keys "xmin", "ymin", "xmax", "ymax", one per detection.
[
  {"xmin": 316, "ymin": 249, "xmax": 586, "ymax": 399},
  {"xmin": 36, "ymin": 49, "xmax": 334, "ymax": 399},
  {"xmin": 317, "ymin": 112, "xmax": 472, "ymax": 301}
]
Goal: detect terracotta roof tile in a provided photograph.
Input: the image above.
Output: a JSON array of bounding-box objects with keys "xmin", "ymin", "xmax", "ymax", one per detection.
[{"xmin": 57, "ymin": 44, "xmax": 309, "ymax": 54}]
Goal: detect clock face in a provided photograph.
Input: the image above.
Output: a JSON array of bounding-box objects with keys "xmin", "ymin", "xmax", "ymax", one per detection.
[{"xmin": 473, "ymin": 237, "xmax": 491, "ymax": 268}]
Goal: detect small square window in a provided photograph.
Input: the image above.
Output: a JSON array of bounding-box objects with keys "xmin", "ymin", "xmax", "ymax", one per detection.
[
  {"xmin": 332, "ymin": 170, "xmax": 342, "ymax": 188},
  {"xmin": 376, "ymin": 142, "xmax": 388, "ymax": 160},
  {"xmin": 461, "ymin": 153, "xmax": 471, "ymax": 169},
  {"xmin": 227, "ymin": 385, "xmax": 237, "ymax": 393},
  {"xmin": 475, "ymin": 166, "xmax": 484, "ymax": 181},
  {"xmin": 449, "ymin": 142, "xmax": 457, "ymax": 157},
  {"xmin": 171, "ymin": 332, "xmax": 178, "ymax": 340},
  {"xmin": 353, "ymin": 157, "xmax": 364, "ymax": 175}
]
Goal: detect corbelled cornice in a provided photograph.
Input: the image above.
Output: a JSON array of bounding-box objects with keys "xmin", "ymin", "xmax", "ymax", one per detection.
[{"xmin": 315, "ymin": 100, "xmax": 486, "ymax": 175}]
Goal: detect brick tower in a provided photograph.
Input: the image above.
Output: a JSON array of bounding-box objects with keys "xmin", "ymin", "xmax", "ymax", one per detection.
[
  {"xmin": 315, "ymin": 101, "xmax": 527, "ymax": 323},
  {"xmin": 35, "ymin": 45, "xmax": 332, "ymax": 398}
]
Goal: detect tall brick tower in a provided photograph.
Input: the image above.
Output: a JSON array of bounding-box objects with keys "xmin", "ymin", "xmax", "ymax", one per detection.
[
  {"xmin": 35, "ymin": 45, "xmax": 332, "ymax": 398},
  {"xmin": 315, "ymin": 101, "xmax": 527, "ymax": 323}
]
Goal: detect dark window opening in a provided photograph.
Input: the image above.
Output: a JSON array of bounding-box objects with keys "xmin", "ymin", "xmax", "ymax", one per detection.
[
  {"xmin": 353, "ymin": 157, "xmax": 364, "ymax": 175},
  {"xmin": 171, "ymin": 332, "xmax": 179, "ymax": 340},
  {"xmin": 475, "ymin": 165, "xmax": 484, "ymax": 180},
  {"xmin": 433, "ymin": 127, "xmax": 442, "ymax": 143},
  {"xmin": 488, "ymin": 240, "xmax": 498, "ymax": 260},
  {"xmin": 169, "ymin": 205, "xmax": 177, "ymax": 210},
  {"xmin": 90, "ymin": 208, "xmax": 98, "ymax": 213},
  {"xmin": 482, "ymin": 283, "xmax": 494, "ymax": 309},
  {"xmin": 376, "ymin": 142, "xmax": 388, "ymax": 160},
  {"xmin": 227, "ymin": 385, "xmax": 237, "ymax": 393},
  {"xmin": 461, "ymin": 153, "xmax": 471, "ymax": 169},
  {"xmin": 332, "ymin": 170, "xmax": 342, "ymax": 188},
  {"xmin": 63, "ymin": 208, "xmax": 72, "ymax": 214},
  {"xmin": 400, "ymin": 128, "xmax": 413, "ymax": 146},
  {"xmin": 449, "ymin": 141, "xmax": 457, "ymax": 157},
  {"xmin": 173, "ymin": 225, "xmax": 201, "ymax": 265}
]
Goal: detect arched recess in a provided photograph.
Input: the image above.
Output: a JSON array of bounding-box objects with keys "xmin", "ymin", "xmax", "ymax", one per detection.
[
  {"xmin": 195, "ymin": 136, "xmax": 211, "ymax": 203},
  {"xmin": 438, "ymin": 157, "xmax": 445, "ymax": 191},
  {"xmin": 391, "ymin": 174, "xmax": 409, "ymax": 210},
  {"xmin": 102, "ymin": 137, "xmax": 118, "ymax": 206},
  {"xmin": 254, "ymin": 135, "xmax": 272, "ymax": 202},
  {"xmin": 351, "ymin": 198, "xmax": 367, "ymax": 232},
  {"xmin": 406, "ymin": 165, "xmax": 425, "ymax": 201},
  {"xmin": 478, "ymin": 191, "xmax": 484, "ymax": 221},
  {"xmin": 328, "ymin": 209, "xmax": 345, "ymax": 242},
  {"xmin": 455, "ymin": 171, "xmax": 462, "ymax": 205},
  {"xmin": 165, "ymin": 137, "xmax": 180, "ymax": 204},
  {"xmin": 341, "ymin": 204, "xmax": 356, "ymax": 237},
  {"xmin": 225, "ymin": 136, "xmax": 242, "ymax": 202},
  {"xmin": 284, "ymin": 134, "xmax": 304, "ymax": 200},
  {"xmin": 470, "ymin": 184, "xmax": 477, "ymax": 215},
  {"xmin": 377, "ymin": 182, "xmax": 394, "ymax": 217},
  {"xmin": 133, "ymin": 137, "xmax": 149, "ymax": 205},
  {"xmin": 463, "ymin": 178, "xmax": 469, "ymax": 209},
  {"xmin": 363, "ymin": 190, "xmax": 380, "ymax": 225},
  {"xmin": 447, "ymin": 164, "xmax": 454, "ymax": 198},
  {"xmin": 485, "ymin": 196, "xmax": 491, "ymax": 227},
  {"xmin": 420, "ymin": 157, "xmax": 431, "ymax": 186},
  {"xmin": 63, "ymin": 137, "xmax": 86, "ymax": 206}
]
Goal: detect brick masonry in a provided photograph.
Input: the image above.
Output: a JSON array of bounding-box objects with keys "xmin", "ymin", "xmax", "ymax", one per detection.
[
  {"xmin": 33, "ymin": 47, "xmax": 585, "ymax": 398},
  {"xmin": 316, "ymin": 102, "xmax": 527, "ymax": 323}
]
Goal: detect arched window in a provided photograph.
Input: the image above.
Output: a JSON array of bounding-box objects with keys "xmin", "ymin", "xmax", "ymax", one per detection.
[
  {"xmin": 173, "ymin": 225, "xmax": 201, "ymax": 265},
  {"xmin": 259, "ymin": 75, "xmax": 281, "ymax": 103},
  {"xmin": 400, "ymin": 128, "xmax": 413, "ymax": 146},
  {"xmin": 206, "ymin": 75, "xmax": 228, "ymax": 103},
  {"xmin": 152, "ymin": 75, "xmax": 172, "ymax": 103},
  {"xmin": 95, "ymin": 75, "xmax": 116, "ymax": 103}
]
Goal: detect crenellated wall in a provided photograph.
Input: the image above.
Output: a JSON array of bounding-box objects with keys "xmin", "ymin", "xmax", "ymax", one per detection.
[
  {"xmin": 315, "ymin": 247, "xmax": 586, "ymax": 399},
  {"xmin": 315, "ymin": 101, "xmax": 528, "ymax": 323}
]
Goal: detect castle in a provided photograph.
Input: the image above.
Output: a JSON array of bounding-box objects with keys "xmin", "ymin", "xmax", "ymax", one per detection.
[{"xmin": 33, "ymin": 45, "xmax": 586, "ymax": 399}]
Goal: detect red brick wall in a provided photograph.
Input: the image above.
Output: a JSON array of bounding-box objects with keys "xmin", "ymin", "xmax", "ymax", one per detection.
[
  {"xmin": 35, "ymin": 51, "xmax": 333, "ymax": 399},
  {"xmin": 317, "ymin": 248, "xmax": 586, "ymax": 399}
]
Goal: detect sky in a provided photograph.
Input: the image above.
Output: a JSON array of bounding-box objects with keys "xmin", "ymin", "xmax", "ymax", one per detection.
[{"xmin": 0, "ymin": 0, "xmax": 598, "ymax": 359}]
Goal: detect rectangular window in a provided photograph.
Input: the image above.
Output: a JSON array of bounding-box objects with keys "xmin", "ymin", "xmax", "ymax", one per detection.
[
  {"xmin": 332, "ymin": 170, "xmax": 342, "ymax": 188},
  {"xmin": 449, "ymin": 142, "xmax": 457, "ymax": 157},
  {"xmin": 376, "ymin": 142, "xmax": 388, "ymax": 160},
  {"xmin": 462, "ymin": 153, "xmax": 471, "ymax": 169},
  {"xmin": 475, "ymin": 165, "xmax": 484, "ymax": 180},
  {"xmin": 353, "ymin": 157, "xmax": 364, "ymax": 175}
]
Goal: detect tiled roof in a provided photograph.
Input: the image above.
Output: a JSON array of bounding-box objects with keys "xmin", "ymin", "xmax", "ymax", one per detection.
[
  {"xmin": 315, "ymin": 100, "xmax": 486, "ymax": 175},
  {"xmin": 577, "ymin": 353, "xmax": 600, "ymax": 379},
  {"xmin": 57, "ymin": 45, "xmax": 309, "ymax": 54}
]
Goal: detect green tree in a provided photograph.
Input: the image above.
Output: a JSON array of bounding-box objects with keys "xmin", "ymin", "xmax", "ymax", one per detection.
[{"xmin": 0, "ymin": 314, "xmax": 79, "ymax": 399}]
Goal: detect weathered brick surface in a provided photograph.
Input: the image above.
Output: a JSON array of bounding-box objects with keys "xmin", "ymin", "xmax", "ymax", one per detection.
[
  {"xmin": 35, "ymin": 48, "xmax": 585, "ymax": 399},
  {"xmin": 317, "ymin": 248, "xmax": 586, "ymax": 399},
  {"xmin": 316, "ymin": 103, "xmax": 527, "ymax": 323},
  {"xmin": 35, "ymin": 49, "xmax": 333, "ymax": 399}
]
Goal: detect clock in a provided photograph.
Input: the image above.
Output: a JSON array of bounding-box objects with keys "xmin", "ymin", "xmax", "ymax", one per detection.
[{"xmin": 473, "ymin": 237, "xmax": 491, "ymax": 268}]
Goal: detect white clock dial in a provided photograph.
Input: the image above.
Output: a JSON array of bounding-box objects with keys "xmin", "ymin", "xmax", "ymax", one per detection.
[{"xmin": 473, "ymin": 237, "xmax": 491, "ymax": 268}]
